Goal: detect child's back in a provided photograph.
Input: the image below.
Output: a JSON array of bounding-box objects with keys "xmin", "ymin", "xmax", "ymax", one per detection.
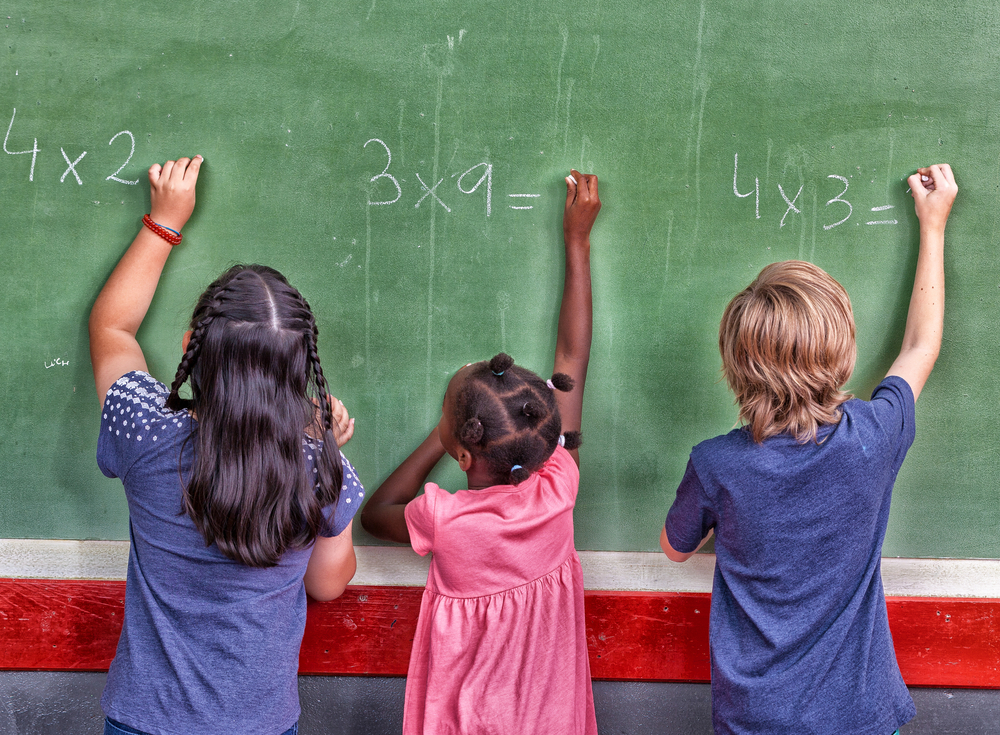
[
  {"xmin": 405, "ymin": 444, "xmax": 588, "ymax": 733},
  {"xmin": 670, "ymin": 377, "xmax": 914, "ymax": 731}
]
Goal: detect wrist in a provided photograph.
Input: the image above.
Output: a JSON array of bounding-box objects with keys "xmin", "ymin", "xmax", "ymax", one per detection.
[
  {"xmin": 148, "ymin": 208, "xmax": 188, "ymax": 233},
  {"xmin": 142, "ymin": 215, "xmax": 183, "ymax": 246}
]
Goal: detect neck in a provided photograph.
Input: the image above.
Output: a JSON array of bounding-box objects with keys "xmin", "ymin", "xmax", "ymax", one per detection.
[{"xmin": 464, "ymin": 464, "xmax": 499, "ymax": 490}]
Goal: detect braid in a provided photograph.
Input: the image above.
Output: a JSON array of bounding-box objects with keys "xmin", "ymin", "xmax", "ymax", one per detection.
[
  {"xmin": 166, "ymin": 314, "xmax": 213, "ymax": 411},
  {"xmin": 306, "ymin": 326, "xmax": 330, "ymax": 427}
]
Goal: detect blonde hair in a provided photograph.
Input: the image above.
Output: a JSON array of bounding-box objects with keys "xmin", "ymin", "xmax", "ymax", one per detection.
[{"xmin": 719, "ymin": 260, "xmax": 856, "ymax": 444}]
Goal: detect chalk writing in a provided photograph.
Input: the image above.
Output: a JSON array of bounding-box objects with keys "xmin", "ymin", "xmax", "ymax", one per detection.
[
  {"xmin": 733, "ymin": 153, "xmax": 759, "ymax": 219},
  {"xmin": 363, "ymin": 138, "xmax": 401, "ymax": 205},
  {"xmin": 4, "ymin": 108, "xmax": 38, "ymax": 182},
  {"xmin": 44, "ymin": 358, "xmax": 69, "ymax": 369},
  {"xmin": 823, "ymin": 175, "xmax": 852, "ymax": 230},
  {"xmin": 735, "ymin": 153, "xmax": 902, "ymax": 231},
  {"xmin": 60, "ymin": 148, "xmax": 86, "ymax": 185},
  {"xmin": 508, "ymin": 194, "xmax": 540, "ymax": 211},
  {"xmin": 364, "ymin": 139, "xmax": 536, "ymax": 217},
  {"xmin": 3, "ymin": 109, "xmax": 141, "ymax": 187},
  {"xmin": 106, "ymin": 131, "xmax": 140, "ymax": 185}
]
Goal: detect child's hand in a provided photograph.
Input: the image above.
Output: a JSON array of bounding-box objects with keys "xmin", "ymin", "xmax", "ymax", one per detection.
[
  {"xmin": 908, "ymin": 164, "xmax": 957, "ymax": 234},
  {"xmin": 149, "ymin": 155, "xmax": 203, "ymax": 233},
  {"xmin": 329, "ymin": 396, "xmax": 356, "ymax": 448},
  {"xmin": 564, "ymin": 169, "xmax": 601, "ymax": 243}
]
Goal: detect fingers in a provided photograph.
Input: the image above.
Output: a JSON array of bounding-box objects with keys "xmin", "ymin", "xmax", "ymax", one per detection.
[
  {"xmin": 185, "ymin": 154, "xmax": 203, "ymax": 182},
  {"xmin": 566, "ymin": 169, "xmax": 600, "ymax": 209},
  {"xmin": 565, "ymin": 172, "xmax": 578, "ymax": 208},
  {"xmin": 329, "ymin": 396, "xmax": 356, "ymax": 448},
  {"xmin": 150, "ymin": 156, "xmax": 203, "ymax": 189},
  {"xmin": 907, "ymin": 172, "xmax": 927, "ymax": 200}
]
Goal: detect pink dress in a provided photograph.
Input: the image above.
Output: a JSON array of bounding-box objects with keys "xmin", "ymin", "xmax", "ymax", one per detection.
[{"xmin": 403, "ymin": 445, "xmax": 598, "ymax": 735}]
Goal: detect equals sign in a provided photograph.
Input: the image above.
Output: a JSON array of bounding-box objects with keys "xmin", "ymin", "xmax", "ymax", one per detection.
[
  {"xmin": 509, "ymin": 194, "xmax": 540, "ymax": 210},
  {"xmin": 866, "ymin": 205, "xmax": 897, "ymax": 225}
]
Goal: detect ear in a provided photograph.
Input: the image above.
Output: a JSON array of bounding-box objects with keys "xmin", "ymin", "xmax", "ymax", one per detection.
[
  {"xmin": 182, "ymin": 330, "xmax": 192, "ymax": 354},
  {"xmin": 456, "ymin": 446, "xmax": 474, "ymax": 472}
]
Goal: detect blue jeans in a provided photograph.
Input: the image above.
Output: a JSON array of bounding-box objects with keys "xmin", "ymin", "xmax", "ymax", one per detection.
[{"xmin": 105, "ymin": 717, "xmax": 298, "ymax": 735}]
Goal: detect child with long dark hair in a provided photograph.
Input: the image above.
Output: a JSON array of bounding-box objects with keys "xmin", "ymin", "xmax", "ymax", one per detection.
[
  {"xmin": 361, "ymin": 170, "xmax": 601, "ymax": 734},
  {"xmin": 89, "ymin": 156, "xmax": 361, "ymax": 735},
  {"xmin": 661, "ymin": 164, "xmax": 958, "ymax": 734}
]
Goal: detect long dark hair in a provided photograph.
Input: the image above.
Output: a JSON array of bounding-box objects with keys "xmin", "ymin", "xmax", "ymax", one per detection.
[{"xmin": 165, "ymin": 265, "xmax": 343, "ymax": 567}]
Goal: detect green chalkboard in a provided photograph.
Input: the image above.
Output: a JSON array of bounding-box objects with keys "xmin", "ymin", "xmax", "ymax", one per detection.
[{"xmin": 1, "ymin": 1, "xmax": 997, "ymax": 558}]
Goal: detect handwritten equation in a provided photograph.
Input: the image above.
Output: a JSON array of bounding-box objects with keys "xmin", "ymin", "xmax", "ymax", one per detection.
[
  {"xmin": 733, "ymin": 153, "xmax": 900, "ymax": 230},
  {"xmin": 364, "ymin": 138, "xmax": 540, "ymax": 217},
  {"xmin": 3, "ymin": 108, "xmax": 139, "ymax": 186}
]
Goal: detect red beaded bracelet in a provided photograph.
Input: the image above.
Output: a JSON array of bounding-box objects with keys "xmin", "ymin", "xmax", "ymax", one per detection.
[{"xmin": 142, "ymin": 214, "xmax": 183, "ymax": 246}]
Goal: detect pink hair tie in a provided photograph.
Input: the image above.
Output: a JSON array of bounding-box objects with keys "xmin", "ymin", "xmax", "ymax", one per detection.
[
  {"xmin": 546, "ymin": 379, "xmax": 555, "ymax": 390},
  {"xmin": 558, "ymin": 435, "xmax": 566, "ymax": 447}
]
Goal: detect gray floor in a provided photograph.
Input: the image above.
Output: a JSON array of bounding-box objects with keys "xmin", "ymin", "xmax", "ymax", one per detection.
[{"xmin": 1, "ymin": 672, "xmax": 997, "ymax": 734}]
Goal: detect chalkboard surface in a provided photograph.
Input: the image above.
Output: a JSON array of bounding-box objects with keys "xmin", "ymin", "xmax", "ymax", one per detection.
[{"xmin": 1, "ymin": 1, "xmax": 996, "ymax": 558}]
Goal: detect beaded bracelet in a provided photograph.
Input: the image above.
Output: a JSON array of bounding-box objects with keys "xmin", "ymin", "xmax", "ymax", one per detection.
[{"xmin": 142, "ymin": 214, "xmax": 183, "ymax": 246}]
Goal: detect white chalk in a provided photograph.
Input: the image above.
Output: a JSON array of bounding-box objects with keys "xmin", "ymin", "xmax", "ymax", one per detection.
[{"xmin": 567, "ymin": 175, "xmax": 577, "ymax": 185}]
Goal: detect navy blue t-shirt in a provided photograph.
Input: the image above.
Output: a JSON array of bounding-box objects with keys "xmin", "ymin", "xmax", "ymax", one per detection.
[
  {"xmin": 665, "ymin": 376, "xmax": 917, "ymax": 735},
  {"xmin": 97, "ymin": 371, "xmax": 364, "ymax": 735}
]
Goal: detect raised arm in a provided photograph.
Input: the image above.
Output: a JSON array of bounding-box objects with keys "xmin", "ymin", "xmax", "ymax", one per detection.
[
  {"xmin": 554, "ymin": 170, "xmax": 601, "ymax": 464},
  {"xmin": 886, "ymin": 164, "xmax": 957, "ymax": 401},
  {"xmin": 360, "ymin": 427, "xmax": 446, "ymax": 544},
  {"xmin": 89, "ymin": 156, "xmax": 203, "ymax": 403}
]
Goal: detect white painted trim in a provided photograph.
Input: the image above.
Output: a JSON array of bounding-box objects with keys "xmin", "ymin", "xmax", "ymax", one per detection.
[{"xmin": 1, "ymin": 540, "xmax": 998, "ymax": 598}]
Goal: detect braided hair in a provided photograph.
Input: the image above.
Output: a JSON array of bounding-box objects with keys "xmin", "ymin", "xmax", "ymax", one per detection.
[
  {"xmin": 167, "ymin": 265, "xmax": 343, "ymax": 568},
  {"xmin": 453, "ymin": 353, "xmax": 581, "ymax": 485}
]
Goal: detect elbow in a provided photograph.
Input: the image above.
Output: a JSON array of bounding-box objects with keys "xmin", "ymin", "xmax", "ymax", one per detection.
[
  {"xmin": 659, "ymin": 526, "xmax": 694, "ymax": 563},
  {"xmin": 305, "ymin": 550, "xmax": 357, "ymax": 602},
  {"xmin": 664, "ymin": 547, "xmax": 694, "ymax": 563},
  {"xmin": 359, "ymin": 506, "xmax": 373, "ymax": 536}
]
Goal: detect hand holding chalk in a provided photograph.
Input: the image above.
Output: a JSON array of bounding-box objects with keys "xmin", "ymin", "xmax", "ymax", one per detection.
[
  {"xmin": 907, "ymin": 164, "xmax": 957, "ymax": 233},
  {"xmin": 564, "ymin": 169, "xmax": 601, "ymax": 243},
  {"xmin": 149, "ymin": 155, "xmax": 204, "ymax": 234}
]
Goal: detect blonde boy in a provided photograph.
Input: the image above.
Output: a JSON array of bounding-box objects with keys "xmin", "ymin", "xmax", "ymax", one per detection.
[{"xmin": 662, "ymin": 165, "xmax": 958, "ymax": 734}]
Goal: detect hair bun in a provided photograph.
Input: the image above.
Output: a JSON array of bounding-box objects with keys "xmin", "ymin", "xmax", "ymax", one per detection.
[
  {"xmin": 561, "ymin": 431, "xmax": 582, "ymax": 450},
  {"xmin": 460, "ymin": 417, "xmax": 485, "ymax": 445},
  {"xmin": 548, "ymin": 373, "xmax": 575, "ymax": 392},
  {"xmin": 510, "ymin": 465, "xmax": 532, "ymax": 485},
  {"xmin": 489, "ymin": 353, "xmax": 515, "ymax": 376},
  {"xmin": 522, "ymin": 400, "xmax": 541, "ymax": 418}
]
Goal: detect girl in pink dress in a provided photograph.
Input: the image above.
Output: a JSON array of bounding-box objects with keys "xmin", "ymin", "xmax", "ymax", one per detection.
[{"xmin": 362, "ymin": 170, "xmax": 601, "ymax": 735}]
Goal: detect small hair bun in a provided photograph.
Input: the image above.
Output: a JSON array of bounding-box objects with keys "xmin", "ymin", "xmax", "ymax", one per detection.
[
  {"xmin": 548, "ymin": 373, "xmax": 575, "ymax": 392},
  {"xmin": 561, "ymin": 431, "xmax": 582, "ymax": 450},
  {"xmin": 460, "ymin": 417, "xmax": 485, "ymax": 445},
  {"xmin": 510, "ymin": 464, "xmax": 532, "ymax": 485},
  {"xmin": 522, "ymin": 400, "xmax": 541, "ymax": 418},
  {"xmin": 489, "ymin": 353, "xmax": 515, "ymax": 376}
]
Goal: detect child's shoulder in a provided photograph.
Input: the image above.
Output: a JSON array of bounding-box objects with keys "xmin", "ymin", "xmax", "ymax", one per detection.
[{"xmin": 103, "ymin": 370, "xmax": 173, "ymax": 417}]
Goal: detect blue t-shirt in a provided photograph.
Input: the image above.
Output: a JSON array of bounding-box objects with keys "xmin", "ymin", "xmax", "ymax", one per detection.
[
  {"xmin": 665, "ymin": 376, "xmax": 917, "ymax": 735},
  {"xmin": 97, "ymin": 371, "xmax": 364, "ymax": 735}
]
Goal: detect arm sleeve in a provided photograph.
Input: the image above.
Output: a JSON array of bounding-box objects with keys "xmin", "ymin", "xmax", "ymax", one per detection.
[
  {"xmin": 97, "ymin": 371, "xmax": 171, "ymax": 481},
  {"xmin": 869, "ymin": 375, "xmax": 917, "ymax": 467},
  {"xmin": 321, "ymin": 453, "xmax": 366, "ymax": 537},
  {"xmin": 664, "ymin": 458, "xmax": 716, "ymax": 554},
  {"xmin": 404, "ymin": 485, "xmax": 438, "ymax": 557}
]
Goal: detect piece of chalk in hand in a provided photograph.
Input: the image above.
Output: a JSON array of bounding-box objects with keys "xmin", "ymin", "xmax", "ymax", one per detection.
[{"xmin": 567, "ymin": 175, "xmax": 577, "ymax": 185}]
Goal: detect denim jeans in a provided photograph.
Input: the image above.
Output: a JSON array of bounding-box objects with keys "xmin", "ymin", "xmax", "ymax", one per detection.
[{"xmin": 105, "ymin": 717, "xmax": 298, "ymax": 735}]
